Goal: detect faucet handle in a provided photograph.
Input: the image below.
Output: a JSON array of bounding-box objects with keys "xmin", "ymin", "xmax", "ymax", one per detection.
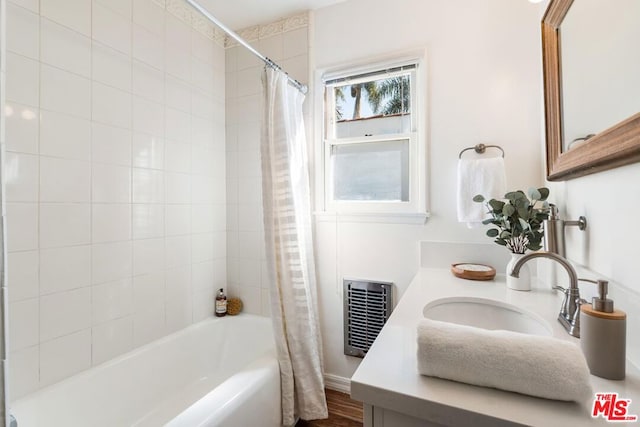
[{"xmin": 552, "ymin": 285, "xmax": 567, "ymax": 293}]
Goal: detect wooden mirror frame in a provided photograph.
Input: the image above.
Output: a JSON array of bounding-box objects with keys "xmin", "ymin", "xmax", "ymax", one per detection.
[{"xmin": 542, "ymin": 0, "xmax": 640, "ymax": 181}]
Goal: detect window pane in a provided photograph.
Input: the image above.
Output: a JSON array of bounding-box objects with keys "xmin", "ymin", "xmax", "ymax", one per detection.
[
  {"xmin": 333, "ymin": 74, "xmax": 411, "ymax": 138},
  {"xmin": 332, "ymin": 140, "xmax": 409, "ymax": 201}
]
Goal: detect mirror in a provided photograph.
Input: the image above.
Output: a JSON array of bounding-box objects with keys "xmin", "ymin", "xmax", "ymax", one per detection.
[{"xmin": 542, "ymin": 0, "xmax": 640, "ymax": 180}]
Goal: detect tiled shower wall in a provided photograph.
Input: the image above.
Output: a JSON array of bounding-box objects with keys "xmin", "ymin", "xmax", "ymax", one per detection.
[
  {"xmin": 225, "ymin": 14, "xmax": 309, "ymax": 316},
  {"xmin": 5, "ymin": 0, "xmax": 226, "ymax": 398}
]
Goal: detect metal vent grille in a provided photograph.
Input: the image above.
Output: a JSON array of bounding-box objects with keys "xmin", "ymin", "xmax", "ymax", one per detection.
[{"xmin": 343, "ymin": 279, "xmax": 393, "ymax": 357}]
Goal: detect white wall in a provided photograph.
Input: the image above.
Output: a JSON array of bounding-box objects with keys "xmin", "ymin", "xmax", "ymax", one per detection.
[
  {"xmin": 225, "ymin": 14, "xmax": 310, "ymax": 315},
  {"xmin": 4, "ymin": 0, "xmax": 226, "ymax": 399},
  {"xmin": 312, "ymin": 0, "xmax": 545, "ymax": 380}
]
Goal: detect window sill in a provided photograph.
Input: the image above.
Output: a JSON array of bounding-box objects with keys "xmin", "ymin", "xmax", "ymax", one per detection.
[{"xmin": 314, "ymin": 211, "xmax": 430, "ymax": 225}]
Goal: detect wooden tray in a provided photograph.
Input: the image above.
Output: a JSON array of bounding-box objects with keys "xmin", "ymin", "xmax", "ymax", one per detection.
[{"xmin": 451, "ymin": 263, "xmax": 496, "ymax": 281}]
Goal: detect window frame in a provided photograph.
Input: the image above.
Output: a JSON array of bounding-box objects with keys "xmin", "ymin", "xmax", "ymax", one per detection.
[{"xmin": 317, "ymin": 53, "xmax": 428, "ymax": 221}]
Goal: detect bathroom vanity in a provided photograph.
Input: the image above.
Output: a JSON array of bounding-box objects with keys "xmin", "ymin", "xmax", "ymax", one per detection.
[{"xmin": 350, "ymin": 268, "xmax": 640, "ymax": 426}]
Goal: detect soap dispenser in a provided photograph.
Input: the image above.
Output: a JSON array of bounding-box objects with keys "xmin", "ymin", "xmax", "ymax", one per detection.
[{"xmin": 580, "ymin": 280, "xmax": 626, "ymax": 380}]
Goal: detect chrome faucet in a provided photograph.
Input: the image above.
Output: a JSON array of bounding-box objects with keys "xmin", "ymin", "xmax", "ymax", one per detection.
[{"xmin": 510, "ymin": 251, "xmax": 583, "ymax": 338}]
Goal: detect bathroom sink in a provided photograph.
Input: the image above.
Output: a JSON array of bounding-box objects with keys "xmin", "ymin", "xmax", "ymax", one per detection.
[{"xmin": 423, "ymin": 297, "xmax": 552, "ymax": 336}]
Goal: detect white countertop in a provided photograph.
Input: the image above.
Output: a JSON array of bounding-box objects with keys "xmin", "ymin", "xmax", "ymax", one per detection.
[{"xmin": 350, "ymin": 268, "xmax": 640, "ymax": 427}]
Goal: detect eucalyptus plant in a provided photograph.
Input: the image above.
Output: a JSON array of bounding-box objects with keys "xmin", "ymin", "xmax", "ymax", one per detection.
[{"xmin": 473, "ymin": 188, "xmax": 551, "ymax": 254}]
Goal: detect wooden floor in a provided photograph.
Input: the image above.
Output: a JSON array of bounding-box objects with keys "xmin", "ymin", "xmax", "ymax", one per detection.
[{"xmin": 296, "ymin": 389, "xmax": 363, "ymax": 427}]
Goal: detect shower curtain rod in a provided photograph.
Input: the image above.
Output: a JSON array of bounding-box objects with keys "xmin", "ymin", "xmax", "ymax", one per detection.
[{"xmin": 185, "ymin": 0, "xmax": 308, "ymax": 94}]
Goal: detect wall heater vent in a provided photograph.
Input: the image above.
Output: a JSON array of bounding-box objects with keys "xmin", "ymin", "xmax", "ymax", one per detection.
[{"xmin": 343, "ymin": 279, "xmax": 393, "ymax": 358}]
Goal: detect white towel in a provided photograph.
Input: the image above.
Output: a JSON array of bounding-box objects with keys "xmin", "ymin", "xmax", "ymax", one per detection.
[
  {"xmin": 456, "ymin": 157, "xmax": 506, "ymax": 228},
  {"xmin": 416, "ymin": 319, "xmax": 593, "ymax": 403}
]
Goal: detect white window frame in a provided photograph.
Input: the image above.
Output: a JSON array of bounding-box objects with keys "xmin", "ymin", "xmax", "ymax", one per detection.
[{"xmin": 315, "ymin": 52, "xmax": 428, "ymax": 222}]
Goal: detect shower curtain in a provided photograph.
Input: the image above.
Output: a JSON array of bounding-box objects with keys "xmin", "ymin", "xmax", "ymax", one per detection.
[{"xmin": 261, "ymin": 67, "xmax": 328, "ymax": 425}]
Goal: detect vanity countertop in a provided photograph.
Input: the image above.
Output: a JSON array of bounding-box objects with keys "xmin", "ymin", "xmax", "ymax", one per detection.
[{"xmin": 350, "ymin": 268, "xmax": 640, "ymax": 426}]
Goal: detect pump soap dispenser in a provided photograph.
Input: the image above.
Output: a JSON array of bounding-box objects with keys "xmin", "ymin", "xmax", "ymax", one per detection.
[{"xmin": 580, "ymin": 280, "xmax": 626, "ymax": 380}]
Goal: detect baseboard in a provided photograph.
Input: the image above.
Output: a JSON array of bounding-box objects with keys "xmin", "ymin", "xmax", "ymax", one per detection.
[{"xmin": 324, "ymin": 373, "xmax": 350, "ymax": 394}]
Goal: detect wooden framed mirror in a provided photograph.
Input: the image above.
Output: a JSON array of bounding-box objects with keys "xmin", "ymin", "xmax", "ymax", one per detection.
[{"xmin": 542, "ymin": 0, "xmax": 640, "ymax": 181}]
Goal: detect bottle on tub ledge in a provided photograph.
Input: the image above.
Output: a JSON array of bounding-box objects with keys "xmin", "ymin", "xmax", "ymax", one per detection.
[{"xmin": 215, "ymin": 288, "xmax": 228, "ymax": 317}]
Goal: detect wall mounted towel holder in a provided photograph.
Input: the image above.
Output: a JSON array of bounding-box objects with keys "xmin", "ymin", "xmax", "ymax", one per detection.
[{"xmin": 459, "ymin": 143, "xmax": 505, "ymax": 159}]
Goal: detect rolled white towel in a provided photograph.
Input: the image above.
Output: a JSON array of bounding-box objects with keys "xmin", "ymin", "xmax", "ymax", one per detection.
[{"xmin": 417, "ymin": 318, "xmax": 592, "ymax": 403}]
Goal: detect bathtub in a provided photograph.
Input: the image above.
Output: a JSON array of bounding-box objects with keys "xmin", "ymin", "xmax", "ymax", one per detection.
[{"xmin": 11, "ymin": 314, "xmax": 281, "ymax": 427}]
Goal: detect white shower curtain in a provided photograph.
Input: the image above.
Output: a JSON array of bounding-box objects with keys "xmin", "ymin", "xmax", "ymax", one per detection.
[{"xmin": 261, "ymin": 67, "xmax": 328, "ymax": 425}]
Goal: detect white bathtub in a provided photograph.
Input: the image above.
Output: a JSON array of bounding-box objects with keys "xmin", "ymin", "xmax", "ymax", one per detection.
[{"xmin": 11, "ymin": 314, "xmax": 281, "ymax": 427}]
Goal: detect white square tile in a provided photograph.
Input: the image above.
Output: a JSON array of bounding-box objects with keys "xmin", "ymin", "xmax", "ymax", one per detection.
[
  {"xmin": 8, "ymin": 251, "xmax": 39, "ymax": 302},
  {"xmin": 6, "ymin": 53, "xmax": 39, "ymax": 106},
  {"xmin": 238, "ymin": 203, "xmax": 262, "ymax": 232},
  {"xmin": 192, "ymin": 233, "xmax": 214, "ymax": 264},
  {"xmin": 236, "ymin": 67, "xmax": 261, "ymax": 98},
  {"xmin": 92, "ymin": 278, "xmax": 133, "ymax": 324},
  {"xmin": 237, "ymin": 150, "xmax": 261, "ymax": 179},
  {"xmin": 92, "ymin": 164, "xmax": 131, "ymax": 203},
  {"xmin": 281, "ymin": 55, "xmax": 308, "ymax": 85},
  {"xmin": 40, "ymin": 329, "xmax": 91, "ymax": 387},
  {"xmin": 226, "ymin": 179, "xmax": 238, "ymax": 205},
  {"xmin": 94, "ymin": 0, "xmax": 132, "ymax": 19},
  {"xmin": 192, "ymin": 57, "xmax": 215, "ymax": 95},
  {"xmin": 92, "ymin": 122, "xmax": 132, "ymax": 166},
  {"xmin": 40, "ymin": 110, "xmax": 91, "ymax": 160},
  {"xmin": 192, "ymin": 260, "xmax": 214, "ymax": 292},
  {"xmin": 39, "ymin": 203, "xmax": 91, "ymax": 248},
  {"xmin": 133, "ymin": 96, "xmax": 164, "ymax": 137},
  {"xmin": 192, "ymin": 288, "xmax": 214, "ymax": 322},
  {"xmin": 6, "ymin": 203, "xmax": 38, "ymax": 252},
  {"xmin": 237, "ymin": 285, "xmax": 261, "ymax": 315},
  {"xmin": 236, "ymin": 42, "xmax": 261, "ymax": 70},
  {"xmin": 192, "ymin": 91, "xmax": 215, "ymax": 120},
  {"xmin": 41, "ymin": 0, "xmax": 91, "ymax": 36},
  {"xmin": 166, "ymin": 297, "xmax": 192, "ymax": 333},
  {"xmin": 165, "ymin": 43, "xmax": 191, "ymax": 82},
  {"xmin": 133, "ymin": 306, "xmax": 165, "ymax": 346},
  {"xmin": 92, "ymin": 41, "xmax": 132, "ymax": 92},
  {"xmin": 132, "ymin": 238, "xmax": 164, "ymax": 276},
  {"xmin": 165, "ymin": 172, "xmax": 191, "ymax": 204},
  {"xmin": 92, "ymin": 316, "xmax": 133, "ymax": 365},
  {"xmin": 165, "ymin": 204, "xmax": 191, "ymax": 236},
  {"xmin": 191, "ymin": 116, "xmax": 215, "ymax": 146},
  {"xmin": 8, "ymin": 0, "xmax": 38, "ymax": 13},
  {"xmin": 9, "ymin": 298, "xmax": 39, "ymax": 350},
  {"xmin": 92, "ymin": 2, "xmax": 132, "ymax": 55},
  {"xmin": 40, "ymin": 157, "xmax": 91, "ymax": 202},
  {"xmin": 211, "ymin": 231, "xmax": 226, "ymax": 260},
  {"xmin": 132, "ymin": 203, "xmax": 164, "ymax": 239},
  {"xmin": 5, "ymin": 102, "xmax": 39, "ymax": 154},
  {"xmin": 5, "ymin": 152, "xmax": 38, "ymax": 202},
  {"xmin": 7, "ymin": 3, "xmax": 39, "ymax": 58},
  {"xmin": 133, "ymin": 271, "xmax": 164, "ymax": 310},
  {"xmin": 165, "ymin": 108, "xmax": 191, "ymax": 145},
  {"xmin": 92, "ymin": 204, "xmax": 131, "ymax": 243},
  {"xmin": 237, "ymin": 122, "xmax": 260, "ymax": 152},
  {"xmin": 191, "ymin": 31, "xmax": 215, "ymax": 65},
  {"xmin": 92, "ymin": 241, "xmax": 132, "ymax": 285},
  {"xmin": 165, "ymin": 141, "xmax": 191, "ymax": 173},
  {"xmin": 191, "ymin": 203, "xmax": 213, "ymax": 233},
  {"xmin": 212, "ymin": 203, "xmax": 226, "ymax": 232},
  {"xmin": 165, "ymin": 265, "xmax": 191, "ymax": 300},
  {"xmin": 165, "ymin": 75, "xmax": 191, "ymax": 113},
  {"xmin": 237, "ymin": 258, "xmax": 260, "ymax": 287},
  {"xmin": 41, "ymin": 64, "xmax": 91, "ymax": 119},
  {"xmin": 10, "ymin": 346, "xmax": 40, "ymax": 400},
  {"xmin": 133, "ymin": 0, "xmax": 164, "ymax": 36},
  {"xmin": 165, "ymin": 13, "xmax": 191, "ymax": 49},
  {"xmin": 133, "ymin": 168, "xmax": 164, "ymax": 202},
  {"xmin": 133, "ymin": 24, "xmax": 164, "ymax": 71},
  {"xmin": 165, "ymin": 235, "xmax": 191, "ymax": 268},
  {"xmin": 92, "ymin": 82, "xmax": 132, "ymax": 129},
  {"xmin": 132, "ymin": 133, "xmax": 164, "ymax": 169},
  {"xmin": 41, "ymin": 17, "xmax": 92, "ymax": 77},
  {"xmin": 212, "ymin": 258, "xmax": 226, "ymax": 289},
  {"xmin": 40, "ymin": 245, "xmax": 91, "ymax": 295},
  {"xmin": 133, "ymin": 60, "xmax": 164, "ymax": 104},
  {"xmin": 211, "ymin": 175, "xmax": 226, "ymax": 204},
  {"xmin": 238, "ymin": 178, "xmax": 262, "ymax": 203},
  {"xmin": 40, "ymin": 287, "xmax": 91, "ymax": 341},
  {"xmin": 258, "ymin": 35, "xmax": 283, "ymax": 63},
  {"xmin": 190, "ymin": 145, "xmax": 213, "ymax": 176},
  {"xmin": 261, "ymin": 288, "xmax": 271, "ymax": 317},
  {"xmin": 283, "ymin": 27, "xmax": 307, "ymax": 59},
  {"xmin": 226, "ymin": 204, "xmax": 238, "ymax": 232},
  {"xmin": 191, "ymin": 175, "xmax": 212, "ymax": 204}
]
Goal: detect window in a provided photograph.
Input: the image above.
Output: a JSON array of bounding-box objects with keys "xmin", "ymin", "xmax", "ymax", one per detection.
[{"xmin": 322, "ymin": 57, "xmax": 427, "ymax": 218}]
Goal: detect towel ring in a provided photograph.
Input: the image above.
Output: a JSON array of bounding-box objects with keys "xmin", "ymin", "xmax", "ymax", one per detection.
[{"xmin": 458, "ymin": 143, "xmax": 505, "ymax": 159}]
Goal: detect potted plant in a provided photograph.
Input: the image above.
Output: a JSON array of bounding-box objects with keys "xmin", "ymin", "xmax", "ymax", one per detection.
[{"xmin": 473, "ymin": 188, "xmax": 550, "ymax": 290}]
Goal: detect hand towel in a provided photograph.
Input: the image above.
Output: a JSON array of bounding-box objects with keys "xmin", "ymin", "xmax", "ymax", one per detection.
[
  {"xmin": 416, "ymin": 318, "xmax": 593, "ymax": 403},
  {"xmin": 456, "ymin": 157, "xmax": 506, "ymax": 228}
]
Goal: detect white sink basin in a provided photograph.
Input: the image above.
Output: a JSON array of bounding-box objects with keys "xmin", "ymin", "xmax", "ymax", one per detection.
[{"xmin": 423, "ymin": 297, "xmax": 552, "ymax": 336}]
